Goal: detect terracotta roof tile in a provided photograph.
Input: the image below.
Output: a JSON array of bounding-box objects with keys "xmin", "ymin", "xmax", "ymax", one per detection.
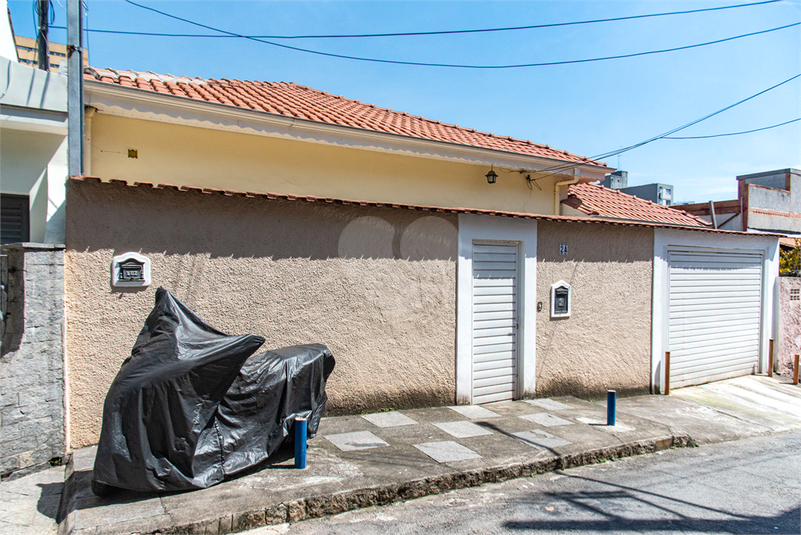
[
  {"xmin": 84, "ymin": 67, "xmax": 604, "ymax": 166},
  {"xmin": 564, "ymin": 182, "xmax": 712, "ymax": 228}
]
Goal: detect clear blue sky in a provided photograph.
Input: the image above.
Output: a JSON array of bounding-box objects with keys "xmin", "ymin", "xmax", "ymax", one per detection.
[{"xmin": 9, "ymin": 0, "xmax": 801, "ymax": 203}]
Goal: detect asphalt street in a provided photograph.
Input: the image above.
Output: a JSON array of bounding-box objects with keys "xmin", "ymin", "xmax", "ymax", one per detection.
[{"xmin": 279, "ymin": 429, "xmax": 801, "ymax": 535}]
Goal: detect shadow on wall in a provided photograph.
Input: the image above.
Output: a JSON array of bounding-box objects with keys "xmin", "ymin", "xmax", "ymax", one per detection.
[
  {"xmin": 65, "ymin": 179, "xmax": 458, "ymax": 262},
  {"xmin": 535, "ymin": 376, "xmax": 649, "ymax": 401},
  {"xmin": 537, "ymin": 223, "xmax": 654, "ymax": 264}
]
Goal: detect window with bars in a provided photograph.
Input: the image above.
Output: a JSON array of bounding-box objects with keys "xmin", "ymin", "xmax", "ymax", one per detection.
[{"xmin": 791, "ymin": 289, "xmax": 800, "ymax": 301}]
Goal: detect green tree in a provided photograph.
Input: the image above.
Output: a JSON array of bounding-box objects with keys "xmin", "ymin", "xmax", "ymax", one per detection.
[{"xmin": 780, "ymin": 238, "xmax": 801, "ymax": 275}]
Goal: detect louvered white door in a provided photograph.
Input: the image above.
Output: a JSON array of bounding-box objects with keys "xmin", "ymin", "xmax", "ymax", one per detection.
[
  {"xmin": 668, "ymin": 250, "xmax": 762, "ymax": 389},
  {"xmin": 472, "ymin": 241, "xmax": 519, "ymax": 404}
]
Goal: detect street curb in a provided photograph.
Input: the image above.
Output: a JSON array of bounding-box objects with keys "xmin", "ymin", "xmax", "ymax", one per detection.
[{"xmin": 65, "ymin": 433, "xmax": 693, "ymax": 535}]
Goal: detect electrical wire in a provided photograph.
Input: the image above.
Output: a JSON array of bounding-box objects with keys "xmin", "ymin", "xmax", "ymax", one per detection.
[
  {"xmin": 107, "ymin": 2, "xmax": 801, "ymax": 70},
  {"xmin": 529, "ymin": 73, "xmax": 801, "ymax": 177},
  {"xmin": 663, "ymin": 117, "xmax": 800, "ymax": 139},
  {"xmin": 53, "ymin": 0, "xmax": 782, "ymax": 40}
]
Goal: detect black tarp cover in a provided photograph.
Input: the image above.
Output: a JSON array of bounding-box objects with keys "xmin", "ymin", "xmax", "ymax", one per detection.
[{"xmin": 92, "ymin": 287, "xmax": 335, "ymax": 493}]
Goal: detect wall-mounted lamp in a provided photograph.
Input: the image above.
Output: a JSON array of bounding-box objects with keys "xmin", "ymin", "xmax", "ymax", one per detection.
[{"xmin": 486, "ymin": 166, "xmax": 498, "ymax": 184}]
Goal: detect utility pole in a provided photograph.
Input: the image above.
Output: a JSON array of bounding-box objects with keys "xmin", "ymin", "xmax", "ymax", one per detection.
[
  {"xmin": 36, "ymin": 0, "xmax": 49, "ymax": 70},
  {"xmin": 67, "ymin": 0, "xmax": 84, "ymax": 176}
]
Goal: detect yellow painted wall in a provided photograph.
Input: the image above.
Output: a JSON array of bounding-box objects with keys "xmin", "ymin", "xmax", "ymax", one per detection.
[{"xmin": 89, "ymin": 113, "xmax": 563, "ymax": 215}]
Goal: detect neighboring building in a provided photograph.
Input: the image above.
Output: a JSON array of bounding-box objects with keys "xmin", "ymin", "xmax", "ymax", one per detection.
[
  {"xmin": 0, "ymin": 55, "xmax": 68, "ymax": 244},
  {"xmin": 0, "ymin": 1, "xmax": 68, "ymax": 476},
  {"xmin": 14, "ymin": 35, "xmax": 88, "ymax": 73},
  {"xmin": 49, "ymin": 67, "xmax": 777, "ymax": 455},
  {"xmin": 601, "ymin": 169, "xmax": 628, "ymax": 190},
  {"xmin": 621, "ymin": 183, "xmax": 673, "ymax": 206},
  {"xmin": 601, "ymin": 170, "xmax": 674, "ymax": 206},
  {"xmin": 1, "ymin": 0, "xmax": 15, "ymax": 59},
  {"xmin": 676, "ymin": 169, "xmax": 801, "ymax": 237}
]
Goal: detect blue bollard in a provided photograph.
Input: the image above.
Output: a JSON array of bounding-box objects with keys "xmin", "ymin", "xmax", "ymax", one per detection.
[
  {"xmin": 294, "ymin": 417, "xmax": 307, "ymax": 469},
  {"xmin": 607, "ymin": 390, "xmax": 616, "ymax": 426}
]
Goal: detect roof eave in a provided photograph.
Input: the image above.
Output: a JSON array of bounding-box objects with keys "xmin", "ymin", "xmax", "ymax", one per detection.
[{"xmin": 84, "ymin": 80, "xmax": 612, "ymax": 178}]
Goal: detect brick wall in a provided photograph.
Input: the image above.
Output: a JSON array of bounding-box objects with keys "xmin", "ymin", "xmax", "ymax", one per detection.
[{"xmin": 0, "ymin": 243, "xmax": 65, "ymax": 478}]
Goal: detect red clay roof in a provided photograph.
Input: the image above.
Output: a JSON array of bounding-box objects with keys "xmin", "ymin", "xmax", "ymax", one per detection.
[
  {"xmin": 564, "ymin": 182, "xmax": 712, "ymax": 227},
  {"xmin": 71, "ymin": 175, "xmax": 757, "ymax": 236},
  {"xmin": 84, "ymin": 67, "xmax": 604, "ymax": 166}
]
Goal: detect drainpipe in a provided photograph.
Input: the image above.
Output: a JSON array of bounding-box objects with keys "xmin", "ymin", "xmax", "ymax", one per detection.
[
  {"xmin": 554, "ymin": 168, "xmax": 580, "ymax": 215},
  {"xmin": 84, "ymin": 106, "xmax": 96, "ymax": 176}
]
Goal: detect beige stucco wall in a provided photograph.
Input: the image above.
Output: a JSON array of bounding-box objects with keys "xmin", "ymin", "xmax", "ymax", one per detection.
[
  {"xmin": 778, "ymin": 277, "xmax": 801, "ymax": 376},
  {"xmin": 65, "ymin": 179, "xmax": 457, "ymax": 448},
  {"xmin": 536, "ymin": 221, "xmax": 654, "ymax": 398},
  {"xmin": 88, "ymin": 113, "xmax": 566, "ymax": 215}
]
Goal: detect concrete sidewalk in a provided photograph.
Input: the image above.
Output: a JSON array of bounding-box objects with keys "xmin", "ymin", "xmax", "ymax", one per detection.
[{"xmin": 3, "ymin": 375, "xmax": 800, "ymax": 535}]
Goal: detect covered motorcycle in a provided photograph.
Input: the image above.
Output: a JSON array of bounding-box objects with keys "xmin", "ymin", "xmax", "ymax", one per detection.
[{"xmin": 92, "ymin": 287, "xmax": 335, "ymax": 493}]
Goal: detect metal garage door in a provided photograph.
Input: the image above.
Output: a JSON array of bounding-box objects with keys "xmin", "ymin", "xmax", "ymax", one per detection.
[
  {"xmin": 472, "ymin": 241, "xmax": 518, "ymax": 404},
  {"xmin": 668, "ymin": 250, "xmax": 762, "ymax": 389}
]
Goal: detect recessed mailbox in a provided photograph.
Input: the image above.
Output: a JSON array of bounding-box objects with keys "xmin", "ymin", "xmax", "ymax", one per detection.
[
  {"xmin": 550, "ymin": 280, "xmax": 571, "ymax": 318},
  {"xmin": 111, "ymin": 252, "xmax": 151, "ymax": 288}
]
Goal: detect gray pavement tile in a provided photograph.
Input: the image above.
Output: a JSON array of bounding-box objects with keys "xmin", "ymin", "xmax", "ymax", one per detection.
[
  {"xmin": 519, "ymin": 412, "xmax": 574, "ymax": 427},
  {"xmin": 447, "ymin": 405, "xmax": 501, "ymax": 419},
  {"xmin": 432, "ymin": 421, "xmax": 494, "ymax": 438},
  {"xmin": 413, "ymin": 441, "xmax": 482, "ymax": 463},
  {"xmin": 525, "ymin": 399, "xmax": 574, "ymax": 411},
  {"xmin": 576, "ymin": 416, "xmax": 635, "ymax": 432},
  {"xmin": 75, "ymin": 494, "xmax": 166, "ymax": 528},
  {"xmin": 324, "ymin": 431, "xmax": 390, "ymax": 451},
  {"xmin": 512, "ymin": 429, "xmax": 572, "ymax": 449},
  {"xmin": 362, "ymin": 411, "xmax": 418, "ymax": 428}
]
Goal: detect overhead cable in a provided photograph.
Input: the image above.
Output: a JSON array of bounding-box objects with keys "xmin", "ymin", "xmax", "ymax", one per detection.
[
  {"xmin": 60, "ymin": 0, "xmax": 782, "ymax": 39},
  {"xmin": 531, "ymin": 73, "xmax": 801, "ymax": 176},
  {"xmin": 663, "ymin": 117, "xmax": 800, "ymax": 139},
  {"xmin": 117, "ymin": 2, "xmax": 800, "ymax": 70}
]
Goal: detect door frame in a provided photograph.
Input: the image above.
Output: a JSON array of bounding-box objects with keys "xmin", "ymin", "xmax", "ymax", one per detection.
[
  {"xmin": 651, "ymin": 228, "xmax": 779, "ymax": 394},
  {"xmin": 456, "ymin": 213, "xmax": 537, "ymax": 404}
]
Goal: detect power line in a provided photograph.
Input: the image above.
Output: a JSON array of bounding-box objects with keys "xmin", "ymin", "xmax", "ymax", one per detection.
[
  {"xmin": 663, "ymin": 117, "xmax": 800, "ymax": 139},
  {"xmin": 54, "ymin": 0, "xmax": 782, "ymax": 40},
  {"xmin": 531, "ymin": 73, "xmax": 801, "ymax": 177},
  {"xmin": 593, "ymin": 73, "xmax": 801, "ymax": 161},
  {"xmin": 116, "ymin": 1, "xmax": 800, "ymax": 70}
]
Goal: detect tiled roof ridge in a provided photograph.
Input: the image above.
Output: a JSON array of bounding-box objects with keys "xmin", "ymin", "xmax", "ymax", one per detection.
[
  {"xmin": 70, "ymin": 175, "xmax": 755, "ymax": 235},
  {"xmin": 83, "ymin": 67, "xmax": 602, "ymax": 166}
]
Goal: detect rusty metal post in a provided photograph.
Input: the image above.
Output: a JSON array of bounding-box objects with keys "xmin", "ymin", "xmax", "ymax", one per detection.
[
  {"xmin": 768, "ymin": 339, "xmax": 774, "ymax": 377},
  {"xmin": 794, "ymin": 355, "xmax": 800, "ymax": 386},
  {"xmin": 665, "ymin": 351, "xmax": 671, "ymax": 395}
]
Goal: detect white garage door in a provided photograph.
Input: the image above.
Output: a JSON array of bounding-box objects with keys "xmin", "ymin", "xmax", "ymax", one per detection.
[
  {"xmin": 668, "ymin": 250, "xmax": 762, "ymax": 389},
  {"xmin": 472, "ymin": 241, "xmax": 519, "ymax": 404}
]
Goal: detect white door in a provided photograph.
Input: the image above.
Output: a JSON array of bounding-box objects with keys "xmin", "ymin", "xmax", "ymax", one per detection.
[
  {"xmin": 471, "ymin": 241, "xmax": 519, "ymax": 403},
  {"xmin": 668, "ymin": 250, "xmax": 762, "ymax": 389}
]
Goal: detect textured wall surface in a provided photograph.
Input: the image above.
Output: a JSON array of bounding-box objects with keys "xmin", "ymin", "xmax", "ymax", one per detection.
[
  {"xmin": 65, "ymin": 179, "xmax": 457, "ymax": 448},
  {"xmin": 778, "ymin": 277, "xmax": 801, "ymax": 376},
  {"xmin": 0, "ymin": 244, "xmax": 65, "ymax": 477},
  {"xmin": 536, "ymin": 221, "xmax": 653, "ymax": 399}
]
